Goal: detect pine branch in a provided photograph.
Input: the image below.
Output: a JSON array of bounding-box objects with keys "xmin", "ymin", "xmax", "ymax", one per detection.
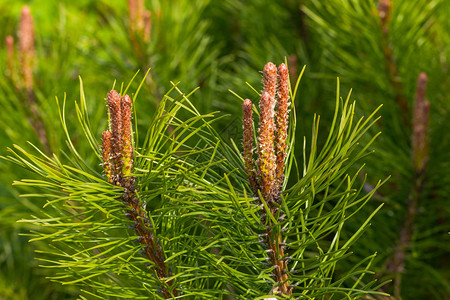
[
  {"xmin": 377, "ymin": 0, "xmax": 409, "ymax": 126},
  {"xmin": 242, "ymin": 62, "xmax": 293, "ymax": 296},
  {"xmin": 384, "ymin": 72, "xmax": 430, "ymax": 299},
  {"xmin": 6, "ymin": 6, "xmax": 50, "ymax": 153},
  {"xmin": 238, "ymin": 63, "xmax": 387, "ymax": 298},
  {"xmin": 3, "ymin": 66, "xmax": 388, "ymax": 299},
  {"xmin": 102, "ymin": 90, "xmax": 177, "ymax": 298}
]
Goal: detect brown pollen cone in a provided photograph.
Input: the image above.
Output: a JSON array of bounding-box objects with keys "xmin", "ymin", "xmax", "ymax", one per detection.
[
  {"xmin": 121, "ymin": 95, "xmax": 133, "ymax": 178},
  {"xmin": 143, "ymin": 10, "xmax": 152, "ymax": 43},
  {"xmin": 6, "ymin": 36, "xmax": 15, "ymax": 78},
  {"xmin": 275, "ymin": 63, "xmax": 290, "ymax": 191},
  {"xmin": 260, "ymin": 62, "xmax": 278, "ymax": 200},
  {"xmin": 378, "ymin": 0, "xmax": 392, "ymax": 29},
  {"xmin": 136, "ymin": 0, "xmax": 145, "ymax": 31},
  {"xmin": 107, "ymin": 90, "xmax": 123, "ymax": 182},
  {"xmin": 263, "ymin": 62, "xmax": 277, "ymax": 101},
  {"xmin": 18, "ymin": 6, "xmax": 35, "ymax": 91},
  {"xmin": 102, "ymin": 130, "xmax": 113, "ymax": 182},
  {"xmin": 128, "ymin": 0, "xmax": 137, "ymax": 32},
  {"xmin": 258, "ymin": 91, "xmax": 276, "ymax": 202},
  {"xmin": 242, "ymin": 99, "xmax": 257, "ymax": 193}
]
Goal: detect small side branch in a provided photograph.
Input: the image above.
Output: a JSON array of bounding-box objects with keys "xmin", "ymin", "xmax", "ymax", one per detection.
[
  {"xmin": 377, "ymin": 0, "xmax": 409, "ymax": 125},
  {"xmin": 243, "ymin": 62, "xmax": 292, "ymax": 296},
  {"xmin": 384, "ymin": 73, "xmax": 429, "ymax": 299},
  {"xmin": 6, "ymin": 7, "xmax": 50, "ymax": 153},
  {"xmin": 102, "ymin": 90, "xmax": 177, "ymax": 298},
  {"xmin": 25, "ymin": 90, "xmax": 50, "ymax": 153}
]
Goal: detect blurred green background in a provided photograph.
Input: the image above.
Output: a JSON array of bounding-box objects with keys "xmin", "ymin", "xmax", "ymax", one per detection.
[{"xmin": 0, "ymin": 0, "xmax": 448, "ymax": 299}]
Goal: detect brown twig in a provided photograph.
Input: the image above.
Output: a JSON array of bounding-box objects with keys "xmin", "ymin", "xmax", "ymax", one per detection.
[
  {"xmin": 288, "ymin": 55, "xmax": 298, "ymax": 87},
  {"xmin": 262, "ymin": 219, "xmax": 290, "ymax": 295},
  {"xmin": 383, "ymin": 73, "xmax": 429, "ymax": 299},
  {"xmin": 377, "ymin": 0, "xmax": 410, "ymax": 126},
  {"xmin": 122, "ymin": 180, "xmax": 177, "ymax": 298},
  {"xmin": 411, "ymin": 73, "xmax": 430, "ymax": 173}
]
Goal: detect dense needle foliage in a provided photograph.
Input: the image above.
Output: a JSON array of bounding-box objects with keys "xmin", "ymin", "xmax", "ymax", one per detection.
[{"xmin": 4, "ymin": 67, "xmax": 387, "ymax": 298}]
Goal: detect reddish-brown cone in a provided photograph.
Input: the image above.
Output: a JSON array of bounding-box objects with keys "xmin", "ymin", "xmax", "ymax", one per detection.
[
  {"xmin": 143, "ymin": 10, "xmax": 152, "ymax": 43},
  {"xmin": 263, "ymin": 62, "xmax": 277, "ymax": 101},
  {"xmin": 121, "ymin": 95, "xmax": 133, "ymax": 177},
  {"xmin": 275, "ymin": 63, "xmax": 290, "ymax": 190},
  {"xmin": 378, "ymin": 0, "xmax": 391, "ymax": 33},
  {"xmin": 128, "ymin": 0, "xmax": 136, "ymax": 34},
  {"xmin": 107, "ymin": 90, "xmax": 123, "ymax": 182},
  {"xmin": 102, "ymin": 130, "xmax": 113, "ymax": 182},
  {"xmin": 258, "ymin": 91, "xmax": 276, "ymax": 201},
  {"xmin": 6, "ymin": 36, "xmax": 15, "ymax": 78},
  {"xmin": 242, "ymin": 99, "xmax": 257, "ymax": 193},
  {"xmin": 136, "ymin": 0, "xmax": 144, "ymax": 31},
  {"xmin": 18, "ymin": 6, "xmax": 35, "ymax": 91}
]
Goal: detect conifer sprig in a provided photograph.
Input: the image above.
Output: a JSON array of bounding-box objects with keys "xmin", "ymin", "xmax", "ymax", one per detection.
[
  {"xmin": 5, "ymin": 6, "xmax": 50, "ymax": 153},
  {"xmin": 102, "ymin": 89, "xmax": 177, "ymax": 298},
  {"xmin": 257, "ymin": 62, "xmax": 292, "ymax": 295},
  {"xmin": 233, "ymin": 64, "xmax": 387, "ymax": 297},
  {"xmin": 241, "ymin": 62, "xmax": 294, "ymax": 295},
  {"xmin": 3, "ymin": 78, "xmax": 219, "ymax": 298}
]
